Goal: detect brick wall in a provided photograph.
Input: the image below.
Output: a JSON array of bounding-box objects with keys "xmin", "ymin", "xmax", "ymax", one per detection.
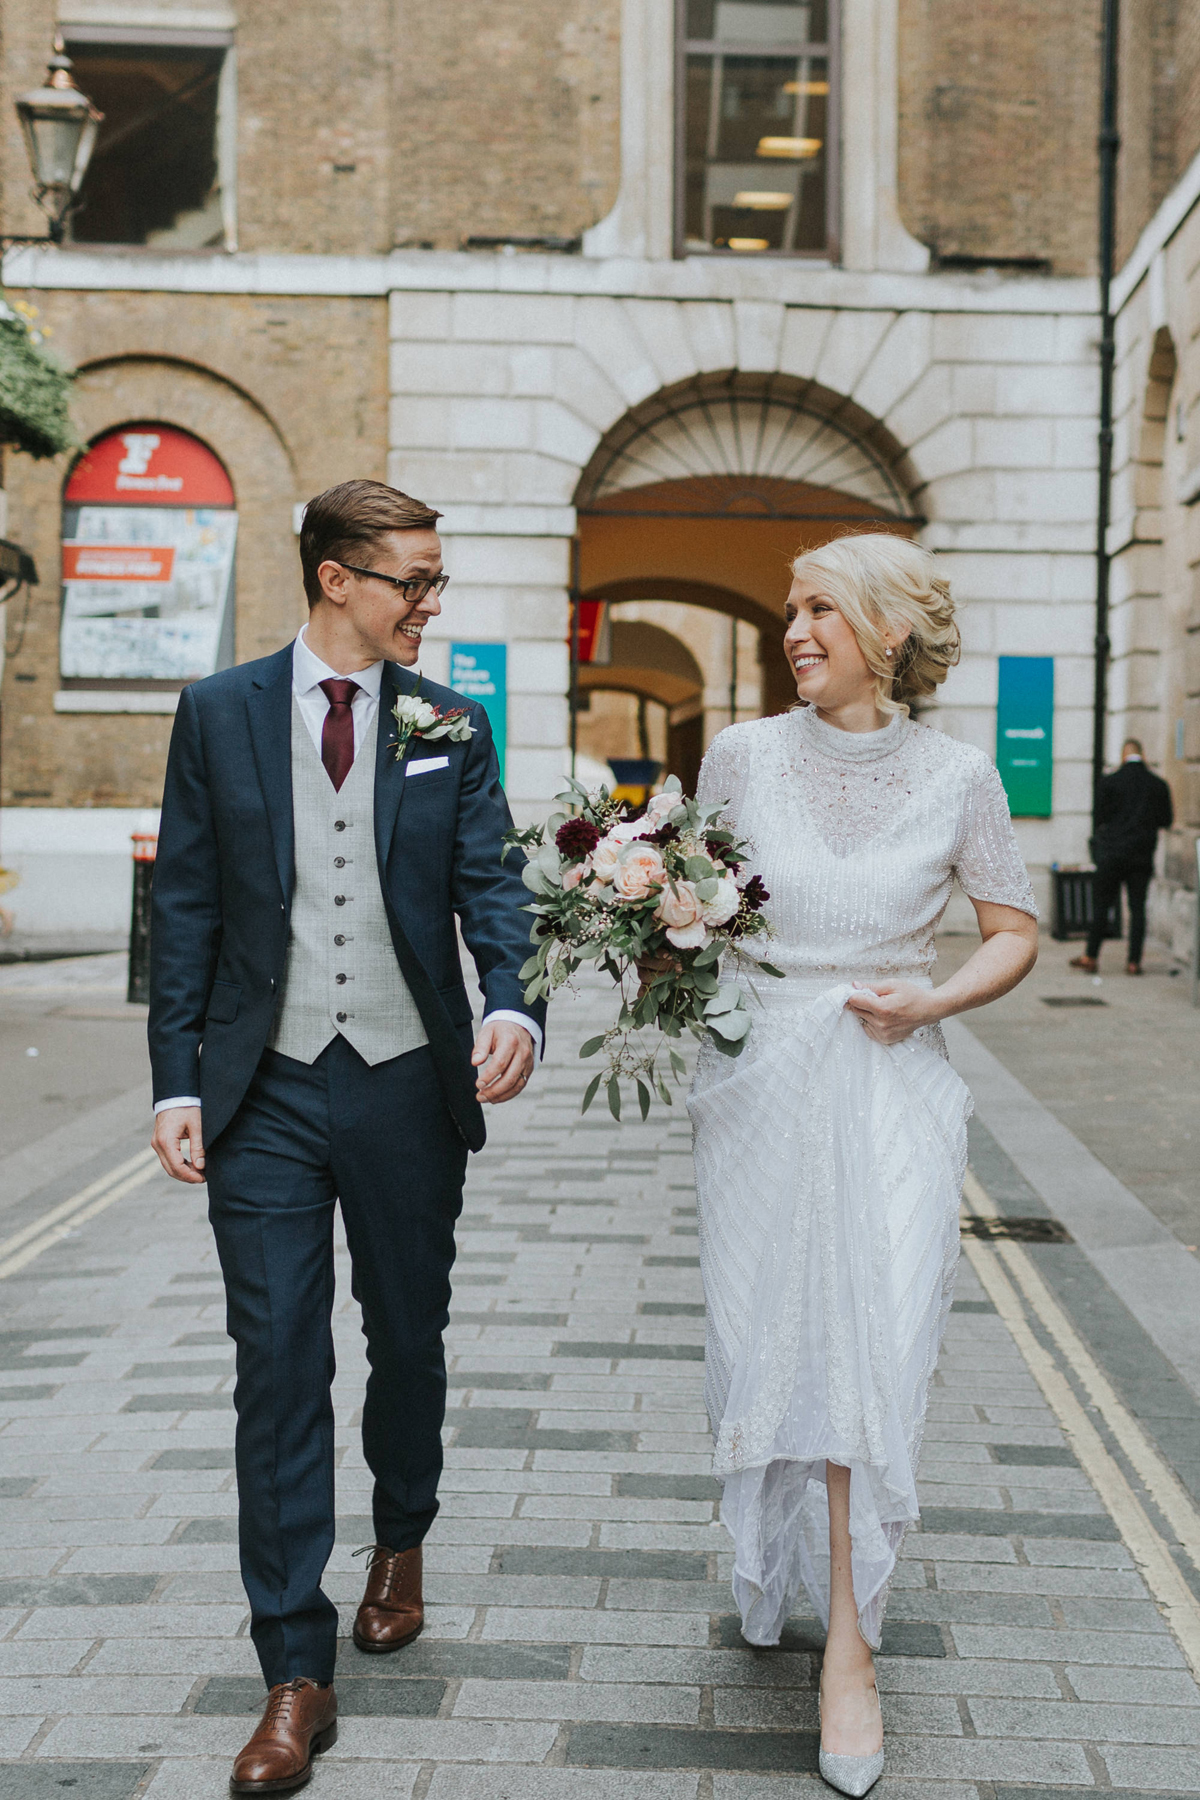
[
  {"xmin": 389, "ymin": 0, "xmax": 621, "ymax": 250},
  {"xmin": 0, "ymin": 291, "xmax": 387, "ymax": 809},
  {"xmin": 897, "ymin": 0, "xmax": 1104, "ymax": 276}
]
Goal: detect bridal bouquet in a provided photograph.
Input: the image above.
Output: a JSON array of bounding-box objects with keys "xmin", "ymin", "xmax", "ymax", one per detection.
[{"xmin": 503, "ymin": 775, "xmax": 781, "ymax": 1118}]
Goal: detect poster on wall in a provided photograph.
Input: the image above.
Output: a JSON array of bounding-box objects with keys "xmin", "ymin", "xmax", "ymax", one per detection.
[
  {"xmin": 450, "ymin": 643, "xmax": 507, "ymax": 784},
  {"xmin": 60, "ymin": 506, "xmax": 238, "ymax": 681},
  {"xmin": 60, "ymin": 425, "xmax": 237, "ymax": 684}
]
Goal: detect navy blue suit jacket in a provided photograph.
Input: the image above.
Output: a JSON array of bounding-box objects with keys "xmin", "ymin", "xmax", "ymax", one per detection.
[{"xmin": 148, "ymin": 643, "xmax": 544, "ymax": 1152}]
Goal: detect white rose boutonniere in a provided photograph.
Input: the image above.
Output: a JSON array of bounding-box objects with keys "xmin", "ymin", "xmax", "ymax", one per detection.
[{"xmin": 392, "ymin": 676, "xmax": 475, "ymax": 763}]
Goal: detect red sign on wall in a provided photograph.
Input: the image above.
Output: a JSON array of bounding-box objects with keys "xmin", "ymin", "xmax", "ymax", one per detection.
[
  {"xmin": 65, "ymin": 426, "xmax": 234, "ymax": 507},
  {"xmin": 62, "ymin": 544, "xmax": 176, "ymax": 582}
]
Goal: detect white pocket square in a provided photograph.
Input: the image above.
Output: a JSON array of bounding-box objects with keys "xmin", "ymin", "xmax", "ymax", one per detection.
[{"xmin": 406, "ymin": 755, "xmax": 450, "ymax": 776}]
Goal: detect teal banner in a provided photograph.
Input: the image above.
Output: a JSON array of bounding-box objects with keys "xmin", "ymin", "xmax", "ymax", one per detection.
[
  {"xmin": 450, "ymin": 642, "xmax": 507, "ymax": 785},
  {"xmin": 996, "ymin": 655, "xmax": 1053, "ymax": 818}
]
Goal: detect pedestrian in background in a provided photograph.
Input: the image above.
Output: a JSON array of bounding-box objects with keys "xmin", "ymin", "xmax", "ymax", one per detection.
[{"xmin": 1072, "ymin": 739, "xmax": 1174, "ymax": 976}]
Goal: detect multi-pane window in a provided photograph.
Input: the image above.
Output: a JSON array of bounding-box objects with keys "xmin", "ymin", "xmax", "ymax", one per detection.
[{"xmin": 678, "ymin": 0, "xmax": 836, "ymax": 258}]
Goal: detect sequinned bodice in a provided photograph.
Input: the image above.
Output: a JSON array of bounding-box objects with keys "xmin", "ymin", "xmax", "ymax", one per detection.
[{"xmin": 698, "ymin": 707, "xmax": 1037, "ymax": 982}]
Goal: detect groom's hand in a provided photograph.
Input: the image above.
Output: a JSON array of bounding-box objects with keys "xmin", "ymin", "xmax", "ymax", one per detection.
[
  {"xmin": 472, "ymin": 1021, "xmax": 534, "ymax": 1104},
  {"xmin": 152, "ymin": 1106, "xmax": 207, "ymax": 1183}
]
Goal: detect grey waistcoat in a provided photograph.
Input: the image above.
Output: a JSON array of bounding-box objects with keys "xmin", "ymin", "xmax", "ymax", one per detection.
[{"xmin": 269, "ymin": 698, "xmax": 428, "ymax": 1066}]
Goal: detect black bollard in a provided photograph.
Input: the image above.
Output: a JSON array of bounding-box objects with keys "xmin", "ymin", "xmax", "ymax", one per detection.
[{"xmin": 128, "ymin": 832, "xmax": 157, "ymax": 1005}]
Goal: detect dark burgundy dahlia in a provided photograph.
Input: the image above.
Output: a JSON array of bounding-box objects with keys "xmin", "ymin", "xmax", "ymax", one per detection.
[
  {"xmin": 741, "ymin": 874, "xmax": 770, "ymax": 911},
  {"xmin": 555, "ymin": 817, "xmax": 601, "ymax": 860}
]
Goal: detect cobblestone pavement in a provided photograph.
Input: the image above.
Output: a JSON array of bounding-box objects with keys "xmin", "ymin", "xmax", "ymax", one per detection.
[{"xmin": 0, "ymin": 962, "xmax": 1199, "ymax": 1797}]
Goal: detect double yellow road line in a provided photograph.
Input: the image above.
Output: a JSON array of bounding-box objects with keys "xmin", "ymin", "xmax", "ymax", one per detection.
[
  {"xmin": 961, "ymin": 1169, "xmax": 1200, "ymax": 1679},
  {"xmin": 0, "ymin": 1147, "xmax": 162, "ymax": 1281}
]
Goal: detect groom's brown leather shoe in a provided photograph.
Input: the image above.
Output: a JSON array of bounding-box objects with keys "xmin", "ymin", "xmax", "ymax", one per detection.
[
  {"xmin": 352, "ymin": 1543, "xmax": 424, "ymax": 1652},
  {"xmin": 230, "ymin": 1677, "xmax": 336, "ymax": 1794}
]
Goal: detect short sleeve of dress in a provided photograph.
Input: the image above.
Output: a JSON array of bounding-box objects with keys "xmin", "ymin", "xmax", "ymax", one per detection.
[
  {"xmin": 953, "ymin": 757, "xmax": 1039, "ymax": 917},
  {"xmin": 696, "ymin": 726, "xmax": 751, "ymax": 833}
]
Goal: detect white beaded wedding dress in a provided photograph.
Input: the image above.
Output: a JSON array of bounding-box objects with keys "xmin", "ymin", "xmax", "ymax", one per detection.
[{"xmin": 688, "ymin": 704, "xmax": 1036, "ymax": 1649}]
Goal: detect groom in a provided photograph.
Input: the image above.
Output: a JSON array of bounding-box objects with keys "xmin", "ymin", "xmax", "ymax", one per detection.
[{"xmin": 148, "ymin": 480, "xmax": 544, "ymax": 1794}]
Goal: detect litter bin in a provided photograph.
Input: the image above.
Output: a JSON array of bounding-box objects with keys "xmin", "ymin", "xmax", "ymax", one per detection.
[
  {"xmin": 128, "ymin": 832, "xmax": 157, "ymax": 1005},
  {"xmin": 1050, "ymin": 865, "xmax": 1122, "ymax": 943}
]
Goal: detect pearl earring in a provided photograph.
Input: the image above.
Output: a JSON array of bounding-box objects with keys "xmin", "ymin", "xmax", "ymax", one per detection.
[{"xmin": 886, "ymin": 647, "xmax": 894, "ymax": 659}]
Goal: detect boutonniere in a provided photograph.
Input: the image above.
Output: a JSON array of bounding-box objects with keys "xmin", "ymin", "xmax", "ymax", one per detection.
[{"xmin": 392, "ymin": 675, "xmax": 475, "ymax": 763}]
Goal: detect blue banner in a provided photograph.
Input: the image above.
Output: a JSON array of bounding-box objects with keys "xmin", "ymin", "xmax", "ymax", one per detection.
[{"xmin": 450, "ymin": 642, "xmax": 507, "ymax": 785}]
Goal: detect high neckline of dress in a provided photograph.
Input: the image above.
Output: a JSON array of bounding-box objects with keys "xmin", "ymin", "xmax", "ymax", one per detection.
[{"xmin": 794, "ymin": 703, "xmax": 907, "ymax": 764}]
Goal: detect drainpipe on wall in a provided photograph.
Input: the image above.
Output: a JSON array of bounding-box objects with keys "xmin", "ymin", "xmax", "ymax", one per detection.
[{"xmin": 1092, "ymin": 0, "xmax": 1120, "ymax": 834}]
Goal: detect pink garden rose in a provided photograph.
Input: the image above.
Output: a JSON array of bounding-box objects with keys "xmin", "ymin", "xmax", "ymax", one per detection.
[
  {"xmin": 612, "ymin": 842, "xmax": 666, "ymax": 902},
  {"xmin": 561, "ymin": 861, "xmax": 588, "ymax": 891},
  {"xmin": 589, "ymin": 835, "xmax": 622, "ymax": 883},
  {"xmin": 656, "ymin": 879, "xmax": 709, "ymax": 950}
]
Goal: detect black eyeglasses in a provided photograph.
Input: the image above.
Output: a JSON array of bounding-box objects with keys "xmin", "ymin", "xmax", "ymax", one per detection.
[{"xmin": 338, "ymin": 564, "xmax": 450, "ymax": 603}]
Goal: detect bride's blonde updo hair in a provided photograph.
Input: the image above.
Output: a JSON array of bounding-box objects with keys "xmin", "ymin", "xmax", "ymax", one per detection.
[{"xmin": 790, "ymin": 531, "xmax": 960, "ymax": 716}]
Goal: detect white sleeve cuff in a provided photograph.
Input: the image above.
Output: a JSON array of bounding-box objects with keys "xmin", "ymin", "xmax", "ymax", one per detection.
[
  {"xmin": 154, "ymin": 1096, "xmax": 202, "ymax": 1114},
  {"xmin": 481, "ymin": 1010, "xmax": 543, "ymax": 1060}
]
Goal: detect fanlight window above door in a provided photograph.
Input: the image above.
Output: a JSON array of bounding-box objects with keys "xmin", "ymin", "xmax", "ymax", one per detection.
[{"xmin": 582, "ymin": 390, "xmax": 913, "ymax": 519}]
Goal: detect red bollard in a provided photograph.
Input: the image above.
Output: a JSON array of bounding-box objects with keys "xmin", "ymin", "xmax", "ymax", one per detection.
[{"xmin": 128, "ymin": 832, "xmax": 158, "ymax": 1005}]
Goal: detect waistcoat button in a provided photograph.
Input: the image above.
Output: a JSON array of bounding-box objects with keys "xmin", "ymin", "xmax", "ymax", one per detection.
[
  {"xmin": 334, "ymin": 820, "xmax": 346, "ymax": 831},
  {"xmin": 334, "ymin": 856, "xmax": 345, "ymax": 868},
  {"xmin": 336, "ymin": 973, "xmax": 347, "ymax": 985},
  {"xmin": 334, "ymin": 934, "xmax": 346, "ymax": 947},
  {"xmin": 334, "ymin": 895, "xmax": 346, "ymax": 906},
  {"xmin": 336, "ymin": 1011, "xmax": 347, "ymax": 1023}
]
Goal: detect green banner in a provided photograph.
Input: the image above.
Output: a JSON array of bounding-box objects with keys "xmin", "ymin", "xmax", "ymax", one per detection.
[{"xmin": 996, "ymin": 655, "xmax": 1053, "ymax": 818}]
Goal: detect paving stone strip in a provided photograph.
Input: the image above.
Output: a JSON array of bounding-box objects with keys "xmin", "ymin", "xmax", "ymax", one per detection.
[{"xmin": 0, "ymin": 972, "xmax": 1198, "ymax": 1796}]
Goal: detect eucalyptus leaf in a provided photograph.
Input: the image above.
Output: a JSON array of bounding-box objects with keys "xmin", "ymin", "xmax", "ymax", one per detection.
[
  {"xmin": 636, "ymin": 1080, "xmax": 651, "ymax": 1121},
  {"xmin": 684, "ymin": 856, "xmax": 715, "ymax": 883},
  {"xmin": 607, "ymin": 1077, "xmax": 622, "ymax": 1121},
  {"xmin": 579, "ymin": 1035, "xmax": 606, "ymax": 1058},
  {"xmin": 520, "ymin": 860, "xmax": 550, "ymax": 894},
  {"xmin": 695, "ymin": 878, "xmax": 719, "ymax": 902},
  {"xmin": 582, "ymin": 1073, "xmax": 602, "ymax": 1113},
  {"xmin": 656, "ymin": 1075, "xmax": 673, "ymax": 1106},
  {"xmin": 669, "ymin": 1048, "xmax": 687, "ymax": 1076},
  {"xmin": 756, "ymin": 961, "xmax": 787, "ymax": 979},
  {"xmin": 708, "ymin": 1009, "xmax": 751, "ymax": 1042}
]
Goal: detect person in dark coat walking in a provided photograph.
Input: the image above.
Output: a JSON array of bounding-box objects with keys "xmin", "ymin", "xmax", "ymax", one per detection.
[{"xmin": 1071, "ymin": 739, "xmax": 1173, "ymax": 975}]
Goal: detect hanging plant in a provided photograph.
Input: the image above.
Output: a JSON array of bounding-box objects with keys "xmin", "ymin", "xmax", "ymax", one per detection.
[{"xmin": 0, "ymin": 296, "xmax": 77, "ymax": 460}]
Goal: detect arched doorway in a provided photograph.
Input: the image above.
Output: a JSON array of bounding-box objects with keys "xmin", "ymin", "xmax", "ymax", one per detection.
[
  {"xmin": 575, "ymin": 617, "xmax": 709, "ymax": 795},
  {"xmin": 572, "ymin": 373, "xmax": 920, "ymax": 774}
]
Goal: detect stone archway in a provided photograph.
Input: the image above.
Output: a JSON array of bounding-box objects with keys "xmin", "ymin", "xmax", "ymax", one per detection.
[{"xmin": 574, "ymin": 371, "xmax": 921, "ymax": 726}]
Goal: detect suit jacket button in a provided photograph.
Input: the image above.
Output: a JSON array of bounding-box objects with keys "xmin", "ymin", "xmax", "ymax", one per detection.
[
  {"xmin": 334, "ymin": 895, "xmax": 346, "ymax": 906},
  {"xmin": 336, "ymin": 1011, "xmax": 347, "ymax": 1023}
]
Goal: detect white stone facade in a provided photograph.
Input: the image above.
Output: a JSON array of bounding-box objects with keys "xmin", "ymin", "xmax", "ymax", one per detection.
[
  {"xmin": 383, "ymin": 256, "xmax": 1098, "ymax": 909},
  {"xmin": 1106, "ymin": 147, "xmax": 1200, "ymax": 958}
]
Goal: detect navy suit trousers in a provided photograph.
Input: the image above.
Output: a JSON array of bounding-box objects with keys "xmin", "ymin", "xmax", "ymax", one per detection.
[{"xmin": 206, "ymin": 1034, "xmax": 468, "ymax": 1686}]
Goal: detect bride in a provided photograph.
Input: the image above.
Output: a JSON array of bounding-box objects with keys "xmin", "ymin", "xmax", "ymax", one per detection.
[{"xmin": 688, "ymin": 533, "xmax": 1038, "ymax": 1795}]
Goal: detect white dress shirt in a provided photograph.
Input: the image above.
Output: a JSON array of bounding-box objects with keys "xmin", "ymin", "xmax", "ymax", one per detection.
[{"xmin": 154, "ymin": 628, "xmax": 539, "ymax": 1113}]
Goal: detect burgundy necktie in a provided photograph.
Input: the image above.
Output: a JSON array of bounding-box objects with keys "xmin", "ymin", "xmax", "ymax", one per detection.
[{"xmin": 318, "ymin": 678, "xmax": 359, "ymax": 791}]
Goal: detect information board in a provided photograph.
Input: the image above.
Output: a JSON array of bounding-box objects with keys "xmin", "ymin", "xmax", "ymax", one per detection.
[
  {"xmin": 450, "ymin": 642, "xmax": 507, "ymax": 785},
  {"xmin": 996, "ymin": 655, "xmax": 1054, "ymax": 817}
]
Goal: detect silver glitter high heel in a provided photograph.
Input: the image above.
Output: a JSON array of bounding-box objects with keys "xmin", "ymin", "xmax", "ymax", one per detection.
[{"xmin": 817, "ymin": 1683, "xmax": 885, "ymax": 1797}]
